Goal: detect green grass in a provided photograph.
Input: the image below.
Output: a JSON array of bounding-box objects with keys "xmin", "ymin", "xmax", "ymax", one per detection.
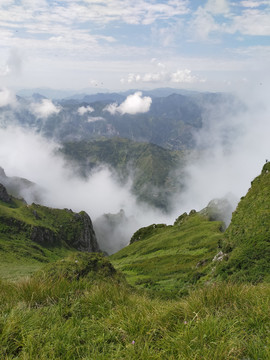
[
  {"xmin": 110, "ymin": 212, "xmax": 224, "ymax": 296},
  {"xmin": 0, "ymin": 198, "xmax": 95, "ymax": 280},
  {"xmin": 216, "ymin": 162, "xmax": 270, "ymax": 282},
  {"xmin": 1, "ymin": 255, "xmax": 270, "ymax": 359}
]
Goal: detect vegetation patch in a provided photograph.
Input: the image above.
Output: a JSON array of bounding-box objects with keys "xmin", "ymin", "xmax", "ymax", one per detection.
[{"xmin": 111, "ymin": 211, "xmax": 224, "ymax": 296}]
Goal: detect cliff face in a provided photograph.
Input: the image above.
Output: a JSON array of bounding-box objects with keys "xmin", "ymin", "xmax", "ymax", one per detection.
[
  {"xmin": 0, "ymin": 183, "xmax": 11, "ymax": 203},
  {"xmin": 65, "ymin": 211, "xmax": 100, "ymax": 252},
  {"xmin": 0, "ymin": 185, "xmax": 100, "ymax": 256}
]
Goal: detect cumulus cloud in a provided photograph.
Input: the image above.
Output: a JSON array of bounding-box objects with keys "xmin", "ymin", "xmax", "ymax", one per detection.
[
  {"xmin": 0, "ymin": 88, "xmax": 16, "ymax": 107},
  {"xmin": 30, "ymin": 99, "xmax": 62, "ymax": 119},
  {"xmin": 104, "ymin": 92, "xmax": 152, "ymax": 115},
  {"xmin": 77, "ymin": 105, "xmax": 94, "ymax": 115}
]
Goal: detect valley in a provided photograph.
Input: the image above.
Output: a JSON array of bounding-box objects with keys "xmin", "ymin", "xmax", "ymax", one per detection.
[{"xmin": 0, "ymin": 88, "xmax": 269, "ymax": 359}]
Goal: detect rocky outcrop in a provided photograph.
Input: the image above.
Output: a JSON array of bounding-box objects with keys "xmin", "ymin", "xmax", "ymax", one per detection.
[
  {"xmin": 0, "ymin": 179, "xmax": 100, "ymax": 253},
  {"xmin": 0, "ymin": 183, "xmax": 11, "ymax": 203},
  {"xmin": 31, "ymin": 226, "xmax": 57, "ymax": 246},
  {"xmin": 71, "ymin": 211, "xmax": 100, "ymax": 252},
  {"xmin": 29, "ymin": 209, "xmax": 100, "ymax": 252}
]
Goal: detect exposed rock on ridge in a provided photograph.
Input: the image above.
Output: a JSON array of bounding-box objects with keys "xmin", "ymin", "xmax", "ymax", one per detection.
[
  {"xmin": 72, "ymin": 211, "xmax": 99, "ymax": 252},
  {"xmin": 0, "ymin": 183, "xmax": 11, "ymax": 203}
]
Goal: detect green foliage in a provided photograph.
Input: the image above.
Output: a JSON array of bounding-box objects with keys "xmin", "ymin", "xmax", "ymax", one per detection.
[
  {"xmin": 111, "ymin": 212, "xmax": 224, "ymax": 296},
  {"xmin": 216, "ymin": 162, "xmax": 270, "ymax": 282}
]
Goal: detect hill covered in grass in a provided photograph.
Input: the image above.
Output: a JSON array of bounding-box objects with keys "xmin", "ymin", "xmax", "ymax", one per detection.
[
  {"xmin": 110, "ymin": 211, "xmax": 224, "ymax": 296},
  {"xmin": 216, "ymin": 161, "xmax": 270, "ymax": 282},
  {"xmin": 0, "ymin": 185, "xmax": 99, "ymax": 279}
]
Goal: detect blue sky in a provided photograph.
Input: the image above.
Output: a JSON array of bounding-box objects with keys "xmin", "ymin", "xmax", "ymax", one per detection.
[{"xmin": 0, "ymin": 0, "xmax": 269, "ymax": 91}]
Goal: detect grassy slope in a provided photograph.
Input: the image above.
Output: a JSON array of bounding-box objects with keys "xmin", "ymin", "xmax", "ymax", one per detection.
[
  {"xmin": 216, "ymin": 162, "xmax": 270, "ymax": 282},
  {"xmin": 110, "ymin": 212, "xmax": 224, "ymax": 296},
  {"xmin": 0, "ymin": 199, "xmax": 89, "ymax": 279},
  {"xmin": 1, "ymin": 253, "xmax": 270, "ymax": 359}
]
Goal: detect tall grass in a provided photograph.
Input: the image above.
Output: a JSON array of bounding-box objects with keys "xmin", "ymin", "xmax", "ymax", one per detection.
[{"xmin": 1, "ymin": 274, "xmax": 270, "ymax": 359}]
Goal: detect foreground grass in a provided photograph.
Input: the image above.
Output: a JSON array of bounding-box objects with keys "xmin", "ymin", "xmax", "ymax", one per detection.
[{"xmin": 1, "ymin": 254, "xmax": 270, "ymax": 359}]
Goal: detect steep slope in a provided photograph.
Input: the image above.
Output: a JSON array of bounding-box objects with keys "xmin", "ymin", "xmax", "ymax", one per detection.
[
  {"xmin": 110, "ymin": 211, "xmax": 224, "ymax": 296},
  {"xmin": 0, "ymin": 184, "xmax": 99, "ymax": 279},
  {"xmin": 60, "ymin": 137, "xmax": 186, "ymax": 210},
  {"xmin": 216, "ymin": 162, "xmax": 270, "ymax": 282}
]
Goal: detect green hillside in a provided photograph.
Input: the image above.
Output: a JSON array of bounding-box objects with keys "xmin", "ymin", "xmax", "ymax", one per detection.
[
  {"xmin": 60, "ymin": 137, "xmax": 186, "ymax": 210},
  {"xmin": 110, "ymin": 211, "xmax": 224, "ymax": 296},
  {"xmin": 216, "ymin": 161, "xmax": 270, "ymax": 282},
  {"xmin": 0, "ymin": 189, "xmax": 99, "ymax": 279}
]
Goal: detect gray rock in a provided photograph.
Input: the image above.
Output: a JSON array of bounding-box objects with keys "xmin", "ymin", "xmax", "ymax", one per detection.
[
  {"xmin": 0, "ymin": 183, "xmax": 11, "ymax": 203},
  {"xmin": 212, "ymin": 251, "xmax": 228, "ymax": 262},
  {"xmin": 73, "ymin": 211, "xmax": 100, "ymax": 252},
  {"xmin": 31, "ymin": 226, "xmax": 57, "ymax": 246}
]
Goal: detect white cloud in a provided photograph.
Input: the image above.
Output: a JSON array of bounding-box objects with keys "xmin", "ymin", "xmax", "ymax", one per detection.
[
  {"xmin": 0, "ymin": 87, "xmax": 16, "ymax": 107},
  {"xmin": 240, "ymin": 1, "xmax": 268, "ymax": 8},
  {"xmin": 0, "ymin": 49, "xmax": 22, "ymax": 78},
  {"xmin": 121, "ymin": 67, "xmax": 204, "ymax": 85},
  {"xmin": 189, "ymin": 7, "xmax": 220, "ymax": 41},
  {"xmin": 104, "ymin": 92, "xmax": 152, "ymax": 115},
  {"xmin": 87, "ymin": 116, "xmax": 105, "ymax": 122},
  {"xmin": 171, "ymin": 69, "xmax": 205, "ymax": 83},
  {"xmin": 231, "ymin": 9, "xmax": 270, "ymax": 36},
  {"xmin": 30, "ymin": 99, "xmax": 62, "ymax": 119},
  {"xmin": 0, "ymin": 65, "xmax": 10, "ymax": 77},
  {"xmin": 142, "ymin": 71, "xmax": 167, "ymax": 82},
  {"xmin": 77, "ymin": 105, "xmax": 94, "ymax": 115},
  {"xmin": 205, "ymin": 0, "xmax": 230, "ymax": 14}
]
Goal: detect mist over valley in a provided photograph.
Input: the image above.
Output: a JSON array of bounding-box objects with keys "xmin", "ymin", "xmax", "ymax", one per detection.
[{"xmin": 0, "ymin": 85, "xmax": 269, "ymax": 254}]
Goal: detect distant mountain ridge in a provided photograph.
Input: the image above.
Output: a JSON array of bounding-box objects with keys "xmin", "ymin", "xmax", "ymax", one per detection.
[{"xmin": 1, "ymin": 89, "xmax": 242, "ymax": 151}]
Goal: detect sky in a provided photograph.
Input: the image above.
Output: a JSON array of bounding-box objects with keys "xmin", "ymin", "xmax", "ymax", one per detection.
[{"xmin": 0, "ymin": 0, "xmax": 269, "ymax": 91}]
